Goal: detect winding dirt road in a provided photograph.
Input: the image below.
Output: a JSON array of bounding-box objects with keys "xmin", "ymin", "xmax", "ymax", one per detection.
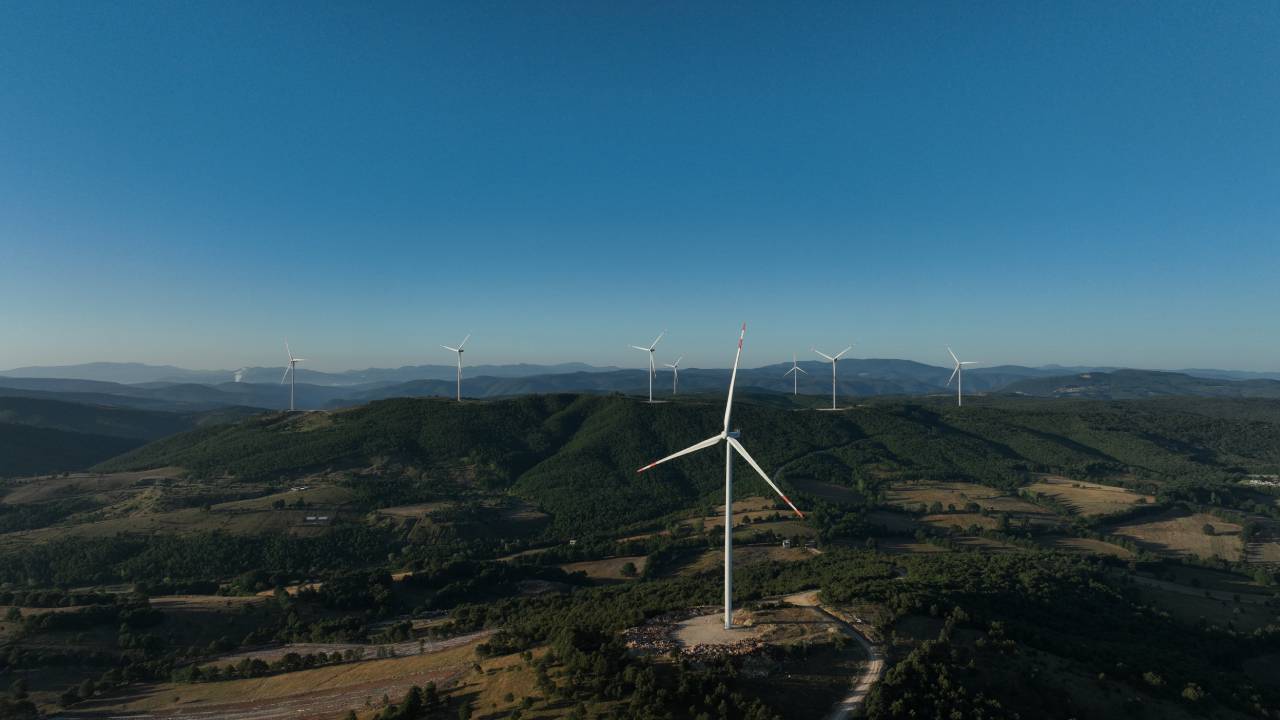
[{"xmin": 784, "ymin": 591, "xmax": 885, "ymax": 719}]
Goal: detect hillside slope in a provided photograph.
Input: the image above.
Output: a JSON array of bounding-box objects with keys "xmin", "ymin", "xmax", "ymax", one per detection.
[
  {"xmin": 94, "ymin": 394, "xmax": 1280, "ymax": 535},
  {"xmin": 1003, "ymin": 369, "xmax": 1280, "ymax": 399}
]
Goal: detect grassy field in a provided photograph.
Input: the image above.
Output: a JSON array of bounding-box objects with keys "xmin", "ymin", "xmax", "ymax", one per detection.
[
  {"xmin": 674, "ymin": 545, "xmax": 813, "ymax": 576},
  {"xmin": 886, "ymin": 481, "xmax": 1062, "ymax": 529},
  {"xmin": 1024, "ymin": 475, "xmax": 1155, "ymax": 516},
  {"xmin": 559, "ymin": 555, "xmax": 648, "ymax": 583},
  {"xmin": 1109, "ymin": 511, "xmax": 1244, "ymax": 561},
  {"xmin": 63, "ymin": 635, "xmax": 487, "ymax": 719},
  {"xmin": 1034, "ymin": 536, "xmax": 1134, "ymax": 558}
]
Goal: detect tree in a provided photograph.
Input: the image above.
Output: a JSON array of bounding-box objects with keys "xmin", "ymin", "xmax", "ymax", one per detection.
[
  {"xmin": 1202, "ymin": 523, "xmax": 1215, "ymax": 536},
  {"xmin": 620, "ymin": 562, "xmax": 638, "ymax": 578}
]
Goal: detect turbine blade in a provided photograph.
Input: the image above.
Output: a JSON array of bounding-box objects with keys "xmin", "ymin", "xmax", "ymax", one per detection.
[
  {"xmin": 784, "ymin": 367, "xmax": 797, "ymax": 376},
  {"xmin": 727, "ymin": 437, "xmax": 804, "ymax": 518},
  {"xmin": 630, "ymin": 345, "xmax": 650, "ymax": 352},
  {"xmin": 443, "ymin": 345, "xmax": 458, "ymax": 352},
  {"xmin": 723, "ymin": 323, "xmax": 745, "ymax": 432},
  {"xmin": 674, "ymin": 355, "xmax": 683, "ymax": 366},
  {"xmin": 457, "ymin": 334, "xmax": 470, "ymax": 350},
  {"xmin": 636, "ymin": 434, "xmax": 723, "ymax": 473},
  {"xmin": 947, "ymin": 346, "xmax": 959, "ymax": 364},
  {"xmin": 280, "ymin": 365, "xmax": 291, "ymax": 384},
  {"xmin": 813, "ymin": 349, "xmax": 834, "ymax": 362},
  {"xmin": 961, "ymin": 361, "xmax": 979, "ymax": 365},
  {"xmin": 285, "ymin": 339, "xmax": 293, "ymax": 361},
  {"xmin": 834, "ymin": 345, "xmax": 853, "ymax": 360},
  {"xmin": 650, "ymin": 330, "xmax": 666, "ymax": 349},
  {"xmin": 797, "ymin": 366, "xmax": 808, "ymax": 374},
  {"xmin": 947, "ymin": 366, "xmax": 959, "ymax": 387}
]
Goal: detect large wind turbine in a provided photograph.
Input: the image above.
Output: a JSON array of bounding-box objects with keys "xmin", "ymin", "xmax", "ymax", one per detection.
[
  {"xmin": 280, "ymin": 341, "xmax": 306, "ymax": 411},
  {"xmin": 783, "ymin": 353, "xmax": 807, "ymax": 396},
  {"xmin": 637, "ymin": 324, "xmax": 804, "ymax": 630},
  {"xmin": 629, "ymin": 330, "xmax": 665, "ymax": 402},
  {"xmin": 442, "ymin": 334, "xmax": 470, "ymax": 402},
  {"xmin": 811, "ymin": 345, "xmax": 853, "ymax": 410},
  {"xmin": 946, "ymin": 346, "xmax": 979, "ymax": 407},
  {"xmin": 664, "ymin": 355, "xmax": 683, "ymax": 395}
]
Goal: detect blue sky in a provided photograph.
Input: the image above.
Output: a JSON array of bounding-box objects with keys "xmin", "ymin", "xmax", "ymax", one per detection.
[{"xmin": 1, "ymin": 1, "xmax": 1277, "ymax": 372}]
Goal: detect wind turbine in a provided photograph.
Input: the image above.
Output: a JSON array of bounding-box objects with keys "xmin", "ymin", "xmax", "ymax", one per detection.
[
  {"xmin": 811, "ymin": 345, "xmax": 853, "ymax": 410},
  {"xmin": 637, "ymin": 324, "xmax": 804, "ymax": 630},
  {"xmin": 629, "ymin": 330, "xmax": 665, "ymax": 403},
  {"xmin": 280, "ymin": 341, "xmax": 306, "ymax": 411},
  {"xmin": 442, "ymin": 334, "xmax": 470, "ymax": 402},
  {"xmin": 946, "ymin": 346, "xmax": 979, "ymax": 407},
  {"xmin": 783, "ymin": 353, "xmax": 807, "ymax": 396},
  {"xmin": 664, "ymin": 355, "xmax": 683, "ymax": 395}
]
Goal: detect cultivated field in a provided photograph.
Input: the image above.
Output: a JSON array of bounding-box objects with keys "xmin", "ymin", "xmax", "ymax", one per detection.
[
  {"xmin": 1024, "ymin": 475, "xmax": 1154, "ymax": 516},
  {"xmin": 1109, "ymin": 511, "xmax": 1244, "ymax": 561}
]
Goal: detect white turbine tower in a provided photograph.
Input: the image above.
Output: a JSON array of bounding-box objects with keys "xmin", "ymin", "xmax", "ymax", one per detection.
[
  {"xmin": 637, "ymin": 324, "xmax": 804, "ymax": 630},
  {"xmin": 946, "ymin": 346, "xmax": 979, "ymax": 407},
  {"xmin": 664, "ymin": 355, "xmax": 683, "ymax": 395},
  {"xmin": 629, "ymin": 330, "xmax": 665, "ymax": 403},
  {"xmin": 280, "ymin": 341, "xmax": 306, "ymax": 411},
  {"xmin": 783, "ymin": 353, "xmax": 807, "ymax": 396},
  {"xmin": 811, "ymin": 345, "xmax": 853, "ymax": 410},
  {"xmin": 442, "ymin": 334, "xmax": 470, "ymax": 402}
]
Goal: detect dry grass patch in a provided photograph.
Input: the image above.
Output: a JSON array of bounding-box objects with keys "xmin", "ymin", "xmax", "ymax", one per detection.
[
  {"xmin": 675, "ymin": 545, "xmax": 812, "ymax": 576},
  {"xmin": 1110, "ymin": 511, "xmax": 1244, "ymax": 561},
  {"xmin": 887, "ymin": 481, "xmax": 1042, "ymax": 513},
  {"xmin": 559, "ymin": 555, "xmax": 647, "ymax": 582},
  {"xmin": 1036, "ymin": 537, "xmax": 1133, "ymax": 558},
  {"xmin": 1025, "ymin": 475, "xmax": 1154, "ymax": 516},
  {"xmin": 63, "ymin": 637, "xmax": 486, "ymax": 720}
]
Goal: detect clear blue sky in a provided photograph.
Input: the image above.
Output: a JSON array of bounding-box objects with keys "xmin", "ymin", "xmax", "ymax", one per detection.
[{"xmin": 1, "ymin": 1, "xmax": 1277, "ymax": 372}]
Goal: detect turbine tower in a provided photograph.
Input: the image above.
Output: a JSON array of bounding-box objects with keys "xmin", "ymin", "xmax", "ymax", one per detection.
[
  {"xmin": 637, "ymin": 324, "xmax": 804, "ymax": 630},
  {"xmin": 442, "ymin": 334, "xmax": 470, "ymax": 402},
  {"xmin": 811, "ymin": 345, "xmax": 853, "ymax": 410},
  {"xmin": 946, "ymin": 346, "xmax": 979, "ymax": 407},
  {"xmin": 664, "ymin": 356, "xmax": 683, "ymax": 395},
  {"xmin": 783, "ymin": 353, "xmax": 807, "ymax": 395},
  {"xmin": 280, "ymin": 341, "xmax": 306, "ymax": 411},
  {"xmin": 629, "ymin": 330, "xmax": 665, "ymax": 402}
]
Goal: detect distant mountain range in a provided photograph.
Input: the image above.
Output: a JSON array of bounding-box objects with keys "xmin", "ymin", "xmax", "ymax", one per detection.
[
  {"xmin": 0, "ymin": 361, "xmax": 620, "ymax": 386},
  {"xmin": 2, "ymin": 360, "xmax": 1280, "ymax": 412}
]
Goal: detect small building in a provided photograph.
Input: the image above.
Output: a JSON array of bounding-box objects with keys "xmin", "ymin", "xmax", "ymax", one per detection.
[{"xmin": 781, "ymin": 538, "xmax": 792, "ymax": 549}]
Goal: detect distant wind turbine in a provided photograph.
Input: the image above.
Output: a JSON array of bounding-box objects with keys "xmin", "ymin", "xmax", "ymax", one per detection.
[
  {"xmin": 783, "ymin": 353, "xmax": 807, "ymax": 396},
  {"xmin": 280, "ymin": 341, "xmax": 306, "ymax": 411},
  {"xmin": 664, "ymin": 355, "xmax": 683, "ymax": 395},
  {"xmin": 638, "ymin": 324, "xmax": 804, "ymax": 630},
  {"xmin": 629, "ymin": 330, "xmax": 665, "ymax": 402},
  {"xmin": 946, "ymin": 346, "xmax": 979, "ymax": 407},
  {"xmin": 442, "ymin": 334, "xmax": 470, "ymax": 402},
  {"xmin": 811, "ymin": 345, "xmax": 853, "ymax": 410}
]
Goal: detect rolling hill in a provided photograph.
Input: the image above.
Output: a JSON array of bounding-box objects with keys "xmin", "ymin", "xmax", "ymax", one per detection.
[
  {"xmin": 1002, "ymin": 369, "xmax": 1280, "ymax": 399},
  {"xmin": 0, "ymin": 396, "xmax": 261, "ymax": 476},
  {"xmin": 92, "ymin": 393, "xmax": 1280, "ymax": 536}
]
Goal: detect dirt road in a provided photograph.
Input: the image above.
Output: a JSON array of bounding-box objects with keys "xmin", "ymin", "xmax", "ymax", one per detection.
[{"xmin": 784, "ymin": 591, "xmax": 885, "ymax": 719}]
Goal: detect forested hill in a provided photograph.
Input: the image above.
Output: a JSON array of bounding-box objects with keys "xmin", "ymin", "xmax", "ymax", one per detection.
[
  {"xmin": 93, "ymin": 394, "xmax": 1280, "ymax": 536},
  {"xmin": 1002, "ymin": 369, "xmax": 1280, "ymax": 399}
]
